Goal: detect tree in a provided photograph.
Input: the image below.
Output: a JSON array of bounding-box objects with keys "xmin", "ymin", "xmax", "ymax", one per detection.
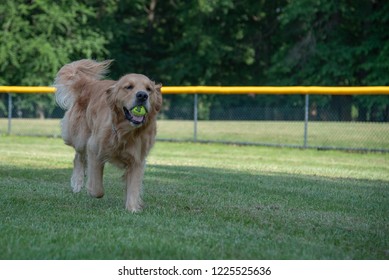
[
  {"xmin": 0, "ymin": 0, "xmax": 108, "ymax": 118},
  {"xmin": 1, "ymin": 0, "xmax": 388, "ymax": 121},
  {"xmin": 266, "ymin": 0, "xmax": 389, "ymax": 121}
]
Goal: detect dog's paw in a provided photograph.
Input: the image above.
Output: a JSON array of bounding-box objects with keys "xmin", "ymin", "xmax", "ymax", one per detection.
[
  {"xmin": 126, "ymin": 202, "xmax": 143, "ymax": 213},
  {"xmin": 88, "ymin": 189, "xmax": 105, "ymax": 198},
  {"xmin": 71, "ymin": 176, "xmax": 83, "ymax": 193},
  {"xmin": 129, "ymin": 208, "xmax": 142, "ymax": 213}
]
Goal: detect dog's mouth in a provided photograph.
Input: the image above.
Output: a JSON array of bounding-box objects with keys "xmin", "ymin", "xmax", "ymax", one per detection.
[{"xmin": 123, "ymin": 106, "xmax": 146, "ymax": 126}]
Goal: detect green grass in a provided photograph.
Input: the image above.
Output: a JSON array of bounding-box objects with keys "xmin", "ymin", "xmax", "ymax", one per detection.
[
  {"xmin": 0, "ymin": 136, "xmax": 388, "ymax": 259},
  {"xmin": 1, "ymin": 118, "xmax": 388, "ymax": 150}
]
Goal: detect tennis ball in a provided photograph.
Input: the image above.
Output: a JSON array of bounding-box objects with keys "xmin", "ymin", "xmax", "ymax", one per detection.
[{"xmin": 131, "ymin": 106, "xmax": 147, "ymax": 116}]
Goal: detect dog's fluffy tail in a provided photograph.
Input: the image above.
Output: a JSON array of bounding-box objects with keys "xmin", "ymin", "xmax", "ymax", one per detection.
[{"xmin": 54, "ymin": 59, "xmax": 113, "ymax": 110}]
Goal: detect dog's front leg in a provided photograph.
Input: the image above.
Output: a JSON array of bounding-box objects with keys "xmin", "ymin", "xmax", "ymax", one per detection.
[
  {"xmin": 124, "ymin": 161, "xmax": 145, "ymax": 212},
  {"xmin": 86, "ymin": 149, "xmax": 105, "ymax": 198}
]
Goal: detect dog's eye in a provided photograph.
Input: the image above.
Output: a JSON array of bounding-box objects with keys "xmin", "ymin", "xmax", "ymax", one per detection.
[
  {"xmin": 146, "ymin": 86, "xmax": 152, "ymax": 92},
  {"xmin": 126, "ymin": 85, "xmax": 134, "ymax": 90}
]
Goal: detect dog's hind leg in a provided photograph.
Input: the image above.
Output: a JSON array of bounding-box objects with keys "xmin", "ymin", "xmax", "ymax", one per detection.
[{"xmin": 71, "ymin": 151, "xmax": 86, "ymax": 193}]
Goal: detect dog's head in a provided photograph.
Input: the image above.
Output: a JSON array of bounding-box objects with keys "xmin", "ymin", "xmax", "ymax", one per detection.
[{"xmin": 107, "ymin": 74, "xmax": 162, "ymax": 127}]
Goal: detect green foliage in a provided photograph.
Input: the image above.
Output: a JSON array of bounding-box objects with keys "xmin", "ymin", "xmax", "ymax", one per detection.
[
  {"xmin": 268, "ymin": 0, "xmax": 389, "ymax": 86},
  {"xmin": 0, "ymin": 0, "xmax": 107, "ymax": 117},
  {"xmin": 266, "ymin": 0, "xmax": 389, "ymax": 120},
  {"xmin": 1, "ymin": 0, "xmax": 388, "ymax": 120},
  {"xmin": 0, "ymin": 0, "xmax": 107, "ymax": 85}
]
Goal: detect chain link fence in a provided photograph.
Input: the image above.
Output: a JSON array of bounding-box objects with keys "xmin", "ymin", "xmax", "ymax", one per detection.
[{"xmin": 1, "ymin": 93, "xmax": 388, "ymax": 152}]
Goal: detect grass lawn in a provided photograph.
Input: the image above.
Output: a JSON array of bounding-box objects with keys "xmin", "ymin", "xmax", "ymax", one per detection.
[
  {"xmin": 1, "ymin": 118, "xmax": 388, "ymax": 150},
  {"xmin": 0, "ymin": 136, "xmax": 388, "ymax": 259}
]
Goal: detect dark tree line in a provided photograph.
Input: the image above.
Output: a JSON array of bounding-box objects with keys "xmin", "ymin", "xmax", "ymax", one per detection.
[{"xmin": 1, "ymin": 0, "xmax": 388, "ymax": 121}]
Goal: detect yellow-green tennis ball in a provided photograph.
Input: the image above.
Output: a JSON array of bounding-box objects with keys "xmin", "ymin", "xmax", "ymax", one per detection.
[{"xmin": 131, "ymin": 106, "xmax": 147, "ymax": 116}]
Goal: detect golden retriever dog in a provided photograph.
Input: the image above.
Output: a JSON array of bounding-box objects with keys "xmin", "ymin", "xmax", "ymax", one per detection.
[{"xmin": 54, "ymin": 59, "xmax": 162, "ymax": 212}]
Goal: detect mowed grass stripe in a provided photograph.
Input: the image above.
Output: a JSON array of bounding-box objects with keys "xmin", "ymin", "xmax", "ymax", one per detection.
[{"xmin": 0, "ymin": 136, "xmax": 388, "ymax": 259}]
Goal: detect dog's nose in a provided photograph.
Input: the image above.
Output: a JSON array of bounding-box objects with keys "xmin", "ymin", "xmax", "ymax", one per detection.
[{"xmin": 136, "ymin": 91, "xmax": 148, "ymax": 102}]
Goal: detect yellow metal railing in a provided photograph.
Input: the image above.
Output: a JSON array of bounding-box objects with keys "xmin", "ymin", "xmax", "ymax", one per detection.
[
  {"xmin": 1, "ymin": 85, "xmax": 389, "ymax": 95},
  {"xmin": 0, "ymin": 86, "xmax": 56, "ymax": 94},
  {"xmin": 162, "ymin": 86, "xmax": 389, "ymax": 95}
]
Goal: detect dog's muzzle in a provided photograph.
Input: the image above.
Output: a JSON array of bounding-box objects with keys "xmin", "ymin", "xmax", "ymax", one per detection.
[{"xmin": 123, "ymin": 91, "xmax": 149, "ymax": 126}]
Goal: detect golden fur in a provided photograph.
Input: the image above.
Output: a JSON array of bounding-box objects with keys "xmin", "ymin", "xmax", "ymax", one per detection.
[{"xmin": 54, "ymin": 59, "xmax": 162, "ymax": 212}]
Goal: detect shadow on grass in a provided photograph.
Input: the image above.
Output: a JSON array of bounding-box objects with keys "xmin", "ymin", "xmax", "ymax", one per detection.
[{"xmin": 0, "ymin": 164, "xmax": 388, "ymax": 260}]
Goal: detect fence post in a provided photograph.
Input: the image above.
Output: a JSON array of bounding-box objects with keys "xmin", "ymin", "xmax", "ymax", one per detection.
[
  {"xmin": 8, "ymin": 93, "xmax": 12, "ymax": 135},
  {"xmin": 194, "ymin": 94, "xmax": 198, "ymax": 142},
  {"xmin": 303, "ymin": 94, "xmax": 309, "ymax": 148}
]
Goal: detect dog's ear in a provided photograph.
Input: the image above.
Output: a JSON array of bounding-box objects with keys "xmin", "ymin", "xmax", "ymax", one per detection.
[
  {"xmin": 106, "ymin": 85, "xmax": 115, "ymax": 94},
  {"xmin": 153, "ymin": 82, "xmax": 162, "ymax": 112},
  {"xmin": 106, "ymin": 85, "xmax": 116, "ymax": 106},
  {"xmin": 155, "ymin": 83, "xmax": 162, "ymax": 92}
]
